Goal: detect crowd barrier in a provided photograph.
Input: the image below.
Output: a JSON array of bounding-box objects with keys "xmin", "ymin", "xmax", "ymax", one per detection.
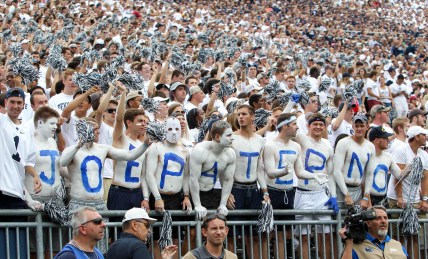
[{"xmin": 0, "ymin": 209, "xmax": 427, "ymax": 259}]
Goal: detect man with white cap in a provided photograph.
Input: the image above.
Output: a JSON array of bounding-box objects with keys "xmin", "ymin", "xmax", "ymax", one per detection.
[
  {"xmin": 184, "ymin": 85, "xmax": 205, "ymax": 113},
  {"xmin": 169, "ymin": 82, "xmax": 188, "ymax": 106},
  {"xmin": 387, "ymin": 125, "xmax": 428, "ymax": 259},
  {"xmin": 126, "ymin": 90, "xmax": 144, "ymax": 109},
  {"xmin": 106, "ymin": 208, "xmax": 177, "ymax": 259}
]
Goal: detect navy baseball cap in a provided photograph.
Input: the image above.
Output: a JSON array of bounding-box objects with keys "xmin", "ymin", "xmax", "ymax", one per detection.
[{"xmin": 6, "ymin": 88, "xmax": 25, "ymax": 99}]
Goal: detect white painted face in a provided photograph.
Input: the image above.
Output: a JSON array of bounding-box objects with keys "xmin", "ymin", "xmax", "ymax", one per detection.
[
  {"xmin": 165, "ymin": 118, "xmax": 181, "ymax": 144},
  {"xmin": 219, "ymin": 128, "xmax": 233, "ymax": 147},
  {"xmin": 37, "ymin": 117, "xmax": 58, "ymax": 138}
]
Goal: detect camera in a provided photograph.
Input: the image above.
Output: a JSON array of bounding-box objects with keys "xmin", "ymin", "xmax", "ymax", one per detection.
[{"xmin": 343, "ymin": 206, "xmax": 376, "ymax": 243}]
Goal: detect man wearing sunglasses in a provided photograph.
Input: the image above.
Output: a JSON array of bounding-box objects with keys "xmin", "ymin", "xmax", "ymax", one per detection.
[
  {"xmin": 106, "ymin": 208, "xmax": 177, "ymax": 259},
  {"xmin": 56, "ymin": 207, "xmax": 105, "ymax": 259}
]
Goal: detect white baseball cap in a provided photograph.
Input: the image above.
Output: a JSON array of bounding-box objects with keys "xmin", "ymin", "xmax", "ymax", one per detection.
[
  {"xmin": 407, "ymin": 126, "xmax": 428, "ymax": 139},
  {"xmin": 122, "ymin": 208, "xmax": 157, "ymax": 224},
  {"xmin": 153, "ymin": 96, "xmax": 169, "ymax": 103}
]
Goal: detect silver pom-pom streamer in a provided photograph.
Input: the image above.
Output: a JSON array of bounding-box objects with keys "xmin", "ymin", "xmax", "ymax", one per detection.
[
  {"xmin": 263, "ymin": 80, "xmax": 281, "ymax": 102},
  {"xmin": 76, "ymin": 119, "xmax": 95, "ymax": 144},
  {"xmin": 146, "ymin": 121, "xmax": 167, "ymax": 142},
  {"xmin": 254, "ymin": 109, "xmax": 272, "ymax": 129},
  {"xmin": 287, "ymin": 61, "xmax": 297, "ymax": 72},
  {"xmin": 217, "ymin": 81, "xmax": 236, "ymax": 100},
  {"xmin": 141, "ymin": 98, "xmax": 159, "ymax": 113},
  {"xmin": 278, "ymin": 92, "xmax": 294, "ymax": 107},
  {"xmin": 72, "ymin": 72, "xmax": 102, "ymax": 92},
  {"xmin": 43, "ymin": 179, "xmax": 69, "ymax": 225},
  {"xmin": 75, "ymin": 31, "xmax": 88, "ymax": 43},
  {"xmin": 1, "ymin": 29, "xmax": 12, "ymax": 42},
  {"xmin": 117, "ymin": 73, "xmax": 145, "ymax": 92},
  {"xmin": 226, "ymin": 99, "xmax": 244, "ymax": 114},
  {"xmin": 11, "ymin": 56, "xmax": 40, "ymax": 85},
  {"xmin": 197, "ymin": 117, "xmax": 219, "ymax": 143},
  {"xmin": 319, "ymin": 77, "xmax": 332, "ymax": 92},
  {"xmin": 215, "ymin": 50, "xmax": 226, "ymax": 62},
  {"xmin": 300, "ymin": 92, "xmax": 310, "ymax": 106},
  {"xmin": 158, "ymin": 211, "xmax": 173, "ymax": 250},
  {"xmin": 46, "ymin": 45, "xmax": 68, "ymax": 72},
  {"xmin": 170, "ymin": 51, "xmax": 187, "ymax": 69},
  {"xmin": 257, "ymin": 202, "xmax": 274, "ymax": 233},
  {"xmin": 9, "ymin": 43, "xmax": 23, "ymax": 57},
  {"xmin": 400, "ymin": 157, "xmax": 423, "ymax": 235},
  {"xmin": 296, "ymin": 78, "xmax": 311, "ymax": 93}
]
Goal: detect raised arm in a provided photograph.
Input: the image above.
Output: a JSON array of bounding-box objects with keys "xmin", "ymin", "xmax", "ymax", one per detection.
[
  {"xmin": 95, "ymin": 83, "xmax": 115, "ymax": 126},
  {"xmin": 113, "ymin": 82, "xmax": 127, "ymax": 145},
  {"xmin": 62, "ymin": 86, "xmax": 99, "ymax": 120},
  {"xmin": 60, "ymin": 143, "xmax": 82, "ymax": 167}
]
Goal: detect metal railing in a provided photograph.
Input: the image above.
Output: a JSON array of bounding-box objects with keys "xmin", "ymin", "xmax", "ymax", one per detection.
[{"xmin": 1, "ymin": 209, "xmax": 427, "ymax": 259}]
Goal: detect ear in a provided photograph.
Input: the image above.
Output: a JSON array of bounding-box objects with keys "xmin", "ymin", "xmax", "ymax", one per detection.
[{"xmin": 201, "ymin": 228, "xmax": 207, "ymax": 238}]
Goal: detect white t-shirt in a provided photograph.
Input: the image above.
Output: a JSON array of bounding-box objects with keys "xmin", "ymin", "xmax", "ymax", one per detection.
[
  {"xmin": 48, "ymin": 93, "xmax": 74, "ymax": 112},
  {"xmin": 365, "ymin": 78, "xmax": 379, "ymax": 101},
  {"xmin": 20, "ymin": 93, "xmax": 34, "ymax": 122},
  {"xmin": 387, "ymin": 144, "xmax": 428, "ymax": 203},
  {"xmin": 98, "ymin": 122, "xmax": 114, "ymax": 178},
  {"xmin": 327, "ymin": 119, "xmax": 353, "ymax": 147},
  {"xmin": 0, "ymin": 114, "xmax": 36, "ymax": 200}
]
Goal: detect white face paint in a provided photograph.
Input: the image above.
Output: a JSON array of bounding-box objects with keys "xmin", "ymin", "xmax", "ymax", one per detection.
[
  {"xmin": 37, "ymin": 117, "xmax": 58, "ymax": 138},
  {"xmin": 219, "ymin": 128, "xmax": 233, "ymax": 147},
  {"xmin": 165, "ymin": 118, "xmax": 181, "ymax": 144}
]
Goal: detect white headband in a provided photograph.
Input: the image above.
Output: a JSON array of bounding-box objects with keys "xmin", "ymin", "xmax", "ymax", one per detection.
[{"xmin": 276, "ymin": 116, "xmax": 297, "ymax": 130}]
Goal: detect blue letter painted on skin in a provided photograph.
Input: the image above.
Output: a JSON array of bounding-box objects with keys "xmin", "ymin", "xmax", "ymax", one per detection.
[
  {"xmin": 39, "ymin": 150, "xmax": 59, "ymax": 186},
  {"xmin": 275, "ymin": 150, "xmax": 296, "ymax": 185},
  {"xmin": 160, "ymin": 153, "xmax": 185, "ymax": 189},
  {"xmin": 201, "ymin": 162, "xmax": 218, "ymax": 184},
  {"xmin": 239, "ymin": 151, "xmax": 259, "ymax": 179},
  {"xmin": 372, "ymin": 164, "xmax": 389, "ymax": 193},
  {"xmin": 304, "ymin": 149, "xmax": 326, "ymax": 185},
  {"xmin": 125, "ymin": 143, "xmax": 140, "ymax": 183},
  {"xmin": 81, "ymin": 156, "xmax": 103, "ymax": 193}
]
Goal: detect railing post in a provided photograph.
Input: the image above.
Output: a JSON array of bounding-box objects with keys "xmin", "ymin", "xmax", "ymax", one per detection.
[
  {"xmin": 35, "ymin": 212, "xmax": 44, "ymax": 259},
  {"xmin": 336, "ymin": 210, "xmax": 343, "ymax": 256},
  {"xmin": 195, "ymin": 214, "xmax": 202, "ymax": 247}
]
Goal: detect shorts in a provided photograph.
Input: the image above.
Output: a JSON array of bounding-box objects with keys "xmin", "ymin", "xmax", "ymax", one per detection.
[
  {"xmin": 388, "ymin": 198, "xmax": 427, "ymax": 242},
  {"xmin": 200, "ymin": 188, "xmax": 222, "ymax": 210},
  {"xmin": 231, "ymin": 182, "xmax": 262, "ymax": 211},
  {"xmin": 337, "ymin": 185, "xmax": 362, "ymax": 209},
  {"xmin": 149, "ymin": 192, "xmax": 183, "ymax": 240},
  {"xmin": 294, "ymin": 188, "xmax": 331, "ymax": 235},
  {"xmin": 268, "ymin": 186, "xmax": 295, "ymax": 222},
  {"xmin": 370, "ymin": 194, "xmax": 388, "ymax": 208},
  {"xmin": 107, "ymin": 185, "xmax": 144, "ymax": 210}
]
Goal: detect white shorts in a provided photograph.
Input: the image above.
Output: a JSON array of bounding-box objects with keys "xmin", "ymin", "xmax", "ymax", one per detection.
[
  {"xmin": 337, "ymin": 185, "xmax": 362, "ymax": 208},
  {"xmin": 294, "ymin": 189, "xmax": 331, "ymax": 235}
]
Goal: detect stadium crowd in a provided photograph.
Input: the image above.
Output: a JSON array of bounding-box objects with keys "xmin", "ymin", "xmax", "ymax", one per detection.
[{"xmin": 1, "ymin": 0, "xmax": 428, "ymax": 258}]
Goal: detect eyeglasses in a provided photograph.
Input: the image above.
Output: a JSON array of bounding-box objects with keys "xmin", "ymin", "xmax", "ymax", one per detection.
[
  {"xmin": 106, "ymin": 108, "xmax": 116, "ymax": 114},
  {"xmin": 81, "ymin": 218, "xmax": 104, "ymax": 226},
  {"xmin": 310, "ymin": 99, "xmax": 319, "ymax": 104},
  {"xmin": 135, "ymin": 220, "xmax": 151, "ymax": 229},
  {"xmin": 175, "ymin": 110, "xmax": 185, "ymax": 115}
]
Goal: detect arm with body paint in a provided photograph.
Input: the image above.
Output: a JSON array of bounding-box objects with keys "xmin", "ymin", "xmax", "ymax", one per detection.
[
  {"xmin": 332, "ymin": 139, "xmax": 351, "ymax": 200},
  {"xmin": 60, "ymin": 143, "xmax": 82, "ymax": 167},
  {"xmin": 145, "ymin": 144, "xmax": 164, "ymax": 212},
  {"xmin": 218, "ymin": 150, "xmax": 237, "ymax": 216},
  {"xmin": 263, "ymin": 143, "xmax": 290, "ymax": 179},
  {"xmin": 140, "ymin": 153, "xmax": 150, "ymax": 212},
  {"xmin": 182, "ymin": 153, "xmax": 192, "ymax": 213},
  {"xmin": 106, "ymin": 142, "xmax": 150, "ymax": 161},
  {"xmin": 420, "ymin": 170, "xmax": 428, "ymax": 212},
  {"xmin": 113, "ymin": 82, "xmax": 127, "ymax": 145},
  {"xmin": 256, "ymin": 150, "xmax": 269, "ymax": 202},
  {"xmin": 294, "ymin": 147, "xmax": 328, "ymax": 184},
  {"xmin": 282, "ymin": 99, "xmax": 296, "ymax": 114},
  {"xmin": 189, "ymin": 146, "xmax": 206, "ymax": 219},
  {"xmin": 361, "ymin": 147, "xmax": 375, "ymax": 209}
]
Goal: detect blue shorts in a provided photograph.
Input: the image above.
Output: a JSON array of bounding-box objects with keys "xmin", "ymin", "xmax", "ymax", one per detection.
[
  {"xmin": 231, "ymin": 182, "xmax": 262, "ymax": 211},
  {"xmin": 107, "ymin": 185, "xmax": 144, "ymax": 210},
  {"xmin": 268, "ymin": 186, "xmax": 295, "ymax": 222}
]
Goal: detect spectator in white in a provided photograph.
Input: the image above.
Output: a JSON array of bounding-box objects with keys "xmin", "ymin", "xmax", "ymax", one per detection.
[
  {"xmin": 328, "ymin": 101, "xmax": 354, "ymax": 147},
  {"xmin": 245, "ymin": 63, "xmax": 258, "ymax": 86},
  {"xmin": 271, "ymin": 68, "xmax": 287, "ymax": 91},
  {"xmin": 169, "ymin": 82, "xmax": 188, "ymax": 106},
  {"xmin": 407, "ymin": 108, "xmax": 427, "ymax": 127},
  {"xmin": 285, "ymin": 75, "xmax": 297, "ymax": 93},
  {"xmin": 0, "ymin": 88, "xmax": 42, "ymax": 259},
  {"xmin": 48, "ymin": 69, "xmax": 77, "ymax": 112},
  {"xmin": 185, "ymin": 85, "xmax": 205, "ymax": 112},
  {"xmin": 383, "ymin": 66, "xmax": 396, "ymax": 83},
  {"xmin": 387, "ymin": 126, "xmax": 428, "ymax": 258},
  {"xmin": 388, "ymin": 117, "xmax": 409, "ymax": 154},
  {"xmin": 257, "ymin": 73, "xmax": 270, "ymax": 88},
  {"xmin": 390, "ymin": 74, "xmax": 409, "ymax": 118},
  {"xmin": 61, "ymin": 87, "xmax": 99, "ymax": 148},
  {"xmin": 296, "ymin": 92, "xmax": 319, "ymax": 135},
  {"xmin": 153, "ymin": 96, "xmax": 169, "ymax": 123},
  {"xmin": 366, "ymin": 71, "xmax": 382, "ymax": 110},
  {"xmin": 321, "ymin": 65, "xmax": 337, "ymax": 99},
  {"xmin": 307, "ymin": 66, "xmax": 321, "ymax": 93},
  {"xmin": 126, "ymin": 90, "xmax": 143, "ymax": 109}
]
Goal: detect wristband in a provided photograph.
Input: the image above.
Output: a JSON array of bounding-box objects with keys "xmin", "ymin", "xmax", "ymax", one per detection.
[
  {"xmin": 184, "ymin": 194, "xmax": 189, "ymax": 198},
  {"xmin": 362, "ymin": 197, "xmax": 369, "ymax": 201},
  {"xmin": 263, "ymin": 192, "xmax": 269, "ymax": 196},
  {"xmin": 154, "ymin": 196, "xmax": 161, "ymax": 201}
]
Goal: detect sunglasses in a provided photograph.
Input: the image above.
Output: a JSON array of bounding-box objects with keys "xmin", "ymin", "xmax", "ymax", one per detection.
[
  {"xmin": 81, "ymin": 218, "xmax": 104, "ymax": 226},
  {"xmin": 106, "ymin": 108, "xmax": 116, "ymax": 114},
  {"xmin": 135, "ymin": 220, "xmax": 151, "ymax": 229},
  {"xmin": 175, "ymin": 110, "xmax": 185, "ymax": 115}
]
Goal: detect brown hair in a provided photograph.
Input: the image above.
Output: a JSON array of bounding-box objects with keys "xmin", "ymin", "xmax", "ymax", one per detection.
[
  {"xmin": 124, "ymin": 108, "xmax": 146, "ymax": 129},
  {"xmin": 34, "ymin": 106, "xmax": 60, "ymax": 127}
]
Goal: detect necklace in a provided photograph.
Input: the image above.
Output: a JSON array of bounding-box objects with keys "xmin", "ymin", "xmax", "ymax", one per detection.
[{"xmin": 69, "ymin": 240, "xmax": 99, "ymax": 259}]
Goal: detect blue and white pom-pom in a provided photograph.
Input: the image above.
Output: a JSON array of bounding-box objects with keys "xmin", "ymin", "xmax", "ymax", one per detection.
[
  {"xmin": 296, "ymin": 78, "xmax": 311, "ymax": 93},
  {"xmin": 257, "ymin": 202, "xmax": 274, "ymax": 233},
  {"xmin": 158, "ymin": 211, "xmax": 173, "ymax": 250},
  {"xmin": 46, "ymin": 45, "xmax": 68, "ymax": 72},
  {"xmin": 117, "ymin": 73, "xmax": 145, "ymax": 92},
  {"xmin": 11, "ymin": 56, "xmax": 40, "ymax": 86},
  {"xmin": 400, "ymin": 156, "xmax": 423, "ymax": 235},
  {"xmin": 146, "ymin": 121, "xmax": 167, "ymax": 142},
  {"xmin": 263, "ymin": 80, "xmax": 281, "ymax": 102},
  {"xmin": 217, "ymin": 81, "xmax": 236, "ymax": 100},
  {"xmin": 319, "ymin": 77, "xmax": 332, "ymax": 92},
  {"xmin": 9, "ymin": 43, "xmax": 23, "ymax": 57},
  {"xmin": 254, "ymin": 109, "xmax": 272, "ymax": 129},
  {"xmin": 141, "ymin": 98, "xmax": 159, "ymax": 113},
  {"xmin": 76, "ymin": 120, "xmax": 95, "ymax": 144}
]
